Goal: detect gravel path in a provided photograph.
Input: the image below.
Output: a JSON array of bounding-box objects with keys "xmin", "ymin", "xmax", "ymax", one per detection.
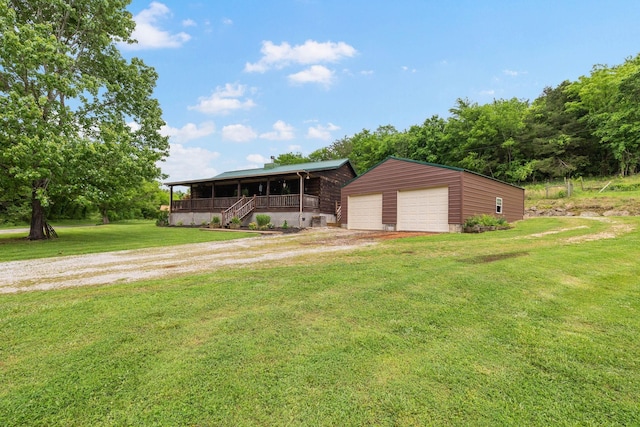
[{"xmin": 0, "ymin": 228, "xmax": 379, "ymax": 294}]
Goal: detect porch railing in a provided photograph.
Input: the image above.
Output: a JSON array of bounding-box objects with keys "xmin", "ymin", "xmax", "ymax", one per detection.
[
  {"xmin": 172, "ymin": 194, "xmax": 320, "ymax": 212},
  {"xmin": 221, "ymin": 196, "xmax": 256, "ymax": 226}
]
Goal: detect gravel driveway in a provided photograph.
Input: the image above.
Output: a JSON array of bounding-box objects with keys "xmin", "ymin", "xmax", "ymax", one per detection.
[{"xmin": 1, "ymin": 228, "xmax": 382, "ymax": 294}]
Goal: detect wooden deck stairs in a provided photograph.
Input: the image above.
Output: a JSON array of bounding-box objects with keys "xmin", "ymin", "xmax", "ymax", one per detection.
[{"xmin": 221, "ymin": 196, "xmax": 256, "ymax": 227}]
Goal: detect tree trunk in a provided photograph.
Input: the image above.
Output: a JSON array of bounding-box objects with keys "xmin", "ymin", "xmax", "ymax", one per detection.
[
  {"xmin": 101, "ymin": 208, "xmax": 110, "ymax": 224},
  {"xmin": 28, "ymin": 185, "xmax": 47, "ymax": 240}
]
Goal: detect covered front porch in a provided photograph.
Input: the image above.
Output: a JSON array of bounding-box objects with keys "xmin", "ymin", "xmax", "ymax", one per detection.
[
  {"xmin": 167, "ymin": 173, "xmax": 327, "ymax": 228},
  {"xmin": 169, "ymin": 172, "xmax": 321, "ymax": 213},
  {"xmin": 164, "ymin": 158, "xmax": 356, "ymax": 228}
]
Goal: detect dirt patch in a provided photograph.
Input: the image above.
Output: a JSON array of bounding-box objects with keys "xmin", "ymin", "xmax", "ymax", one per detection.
[
  {"xmin": 459, "ymin": 252, "xmax": 529, "ymax": 264},
  {"xmin": 564, "ymin": 222, "xmax": 635, "ymax": 243},
  {"xmin": 528, "ymin": 226, "xmax": 589, "ymax": 238}
]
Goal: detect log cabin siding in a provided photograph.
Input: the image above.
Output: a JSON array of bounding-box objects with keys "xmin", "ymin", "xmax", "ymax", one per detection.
[
  {"xmin": 342, "ymin": 157, "xmax": 524, "ymax": 230},
  {"xmin": 314, "ymin": 163, "xmax": 357, "ymax": 214}
]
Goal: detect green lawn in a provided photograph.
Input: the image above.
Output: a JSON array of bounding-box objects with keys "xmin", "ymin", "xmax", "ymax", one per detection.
[
  {"xmin": 0, "ymin": 221, "xmax": 255, "ymax": 262},
  {"xmin": 1, "ymin": 217, "xmax": 639, "ymax": 425}
]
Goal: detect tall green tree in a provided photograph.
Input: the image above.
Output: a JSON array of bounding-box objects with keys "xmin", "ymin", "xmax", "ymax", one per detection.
[
  {"xmin": 403, "ymin": 115, "xmax": 448, "ymax": 164},
  {"xmin": 308, "ymin": 135, "xmax": 354, "ymax": 162},
  {"xmin": 567, "ymin": 55, "xmax": 640, "ymax": 176},
  {"xmin": 445, "ymin": 98, "xmax": 529, "ymax": 181},
  {"xmin": 273, "ymin": 152, "xmax": 311, "ymax": 165},
  {"xmin": 348, "ymin": 125, "xmax": 399, "ymax": 172},
  {"xmin": 0, "ymin": 0, "xmax": 168, "ymax": 239},
  {"xmin": 521, "ymin": 81, "xmax": 604, "ymax": 180}
]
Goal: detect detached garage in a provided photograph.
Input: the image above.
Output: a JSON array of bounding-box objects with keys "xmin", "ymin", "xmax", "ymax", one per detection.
[{"xmin": 341, "ymin": 157, "xmax": 524, "ymax": 232}]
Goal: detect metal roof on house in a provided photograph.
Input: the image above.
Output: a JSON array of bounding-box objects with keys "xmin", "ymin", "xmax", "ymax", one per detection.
[{"xmin": 165, "ymin": 158, "xmax": 353, "ymax": 186}]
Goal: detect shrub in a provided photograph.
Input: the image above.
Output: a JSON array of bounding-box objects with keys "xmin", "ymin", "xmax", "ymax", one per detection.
[
  {"xmin": 231, "ymin": 216, "xmax": 241, "ymax": 225},
  {"xmin": 610, "ymin": 182, "xmax": 640, "ymax": 192},
  {"xmin": 282, "ymin": 220, "xmax": 288, "ymax": 229},
  {"xmin": 463, "ymin": 214, "xmax": 508, "ymax": 229},
  {"xmin": 256, "ymin": 214, "xmax": 271, "ymax": 227},
  {"xmin": 248, "ymin": 222, "xmax": 258, "ymax": 230},
  {"xmin": 155, "ymin": 210, "xmax": 169, "ymax": 227},
  {"xmin": 212, "ymin": 216, "xmax": 220, "ymax": 224}
]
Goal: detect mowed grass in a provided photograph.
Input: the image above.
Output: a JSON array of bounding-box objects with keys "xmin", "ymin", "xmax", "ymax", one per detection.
[
  {"xmin": 1, "ymin": 217, "xmax": 639, "ymax": 425},
  {"xmin": 0, "ymin": 221, "xmax": 255, "ymax": 262}
]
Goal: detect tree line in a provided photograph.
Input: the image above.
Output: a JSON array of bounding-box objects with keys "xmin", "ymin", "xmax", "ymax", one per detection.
[{"xmin": 283, "ymin": 54, "xmax": 640, "ymax": 183}]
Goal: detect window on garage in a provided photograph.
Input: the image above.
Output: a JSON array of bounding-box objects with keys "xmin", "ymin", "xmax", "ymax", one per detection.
[{"xmin": 496, "ymin": 197, "xmax": 503, "ymax": 214}]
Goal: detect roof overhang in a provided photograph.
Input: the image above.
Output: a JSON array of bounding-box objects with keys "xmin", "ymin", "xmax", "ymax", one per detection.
[{"xmin": 165, "ymin": 159, "xmax": 354, "ymax": 187}]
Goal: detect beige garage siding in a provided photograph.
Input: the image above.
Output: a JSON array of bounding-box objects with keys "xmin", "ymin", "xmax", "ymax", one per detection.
[
  {"xmin": 347, "ymin": 194, "xmax": 383, "ymax": 230},
  {"xmin": 397, "ymin": 187, "xmax": 449, "ymax": 232}
]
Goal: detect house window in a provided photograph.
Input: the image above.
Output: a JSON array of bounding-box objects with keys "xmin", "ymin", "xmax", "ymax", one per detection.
[{"xmin": 496, "ymin": 197, "xmax": 503, "ymax": 214}]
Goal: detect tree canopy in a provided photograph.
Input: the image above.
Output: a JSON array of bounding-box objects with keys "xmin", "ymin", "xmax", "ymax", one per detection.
[{"xmin": 0, "ymin": 0, "xmax": 168, "ymax": 238}]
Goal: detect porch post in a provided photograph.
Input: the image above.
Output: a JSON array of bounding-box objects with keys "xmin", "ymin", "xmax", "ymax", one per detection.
[
  {"xmin": 298, "ymin": 172, "xmax": 304, "ymax": 228},
  {"xmin": 266, "ymin": 179, "xmax": 270, "ymax": 208},
  {"xmin": 237, "ymin": 181, "xmax": 241, "ymax": 200},
  {"xmin": 211, "ymin": 183, "xmax": 214, "ymax": 210},
  {"xmin": 190, "ymin": 185, "xmax": 193, "ymax": 210},
  {"xmin": 169, "ymin": 186, "xmax": 173, "ymax": 213}
]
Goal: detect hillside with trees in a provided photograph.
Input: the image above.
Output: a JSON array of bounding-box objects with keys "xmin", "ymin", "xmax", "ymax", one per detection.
[{"xmin": 284, "ymin": 54, "xmax": 640, "ymax": 183}]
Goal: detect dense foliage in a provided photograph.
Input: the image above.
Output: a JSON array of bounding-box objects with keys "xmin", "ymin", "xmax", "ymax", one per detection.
[
  {"xmin": 284, "ymin": 54, "xmax": 640, "ymax": 183},
  {"xmin": 0, "ymin": 0, "xmax": 168, "ymax": 236}
]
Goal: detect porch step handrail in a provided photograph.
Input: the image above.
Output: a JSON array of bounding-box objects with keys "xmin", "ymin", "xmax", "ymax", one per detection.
[{"xmin": 221, "ymin": 195, "xmax": 256, "ymax": 226}]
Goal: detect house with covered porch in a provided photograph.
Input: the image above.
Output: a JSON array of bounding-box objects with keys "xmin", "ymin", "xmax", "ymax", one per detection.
[{"xmin": 165, "ymin": 159, "xmax": 357, "ymax": 228}]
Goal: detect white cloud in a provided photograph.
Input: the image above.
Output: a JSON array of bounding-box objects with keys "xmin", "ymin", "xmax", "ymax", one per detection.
[
  {"xmin": 402, "ymin": 66, "xmax": 417, "ymax": 73},
  {"xmin": 123, "ymin": 2, "xmax": 191, "ymax": 50},
  {"xmin": 222, "ymin": 124, "xmax": 257, "ymax": 142},
  {"xmin": 260, "ymin": 120, "xmax": 295, "ymax": 140},
  {"xmin": 503, "ymin": 69, "xmax": 527, "ymax": 77},
  {"xmin": 189, "ymin": 83, "xmax": 256, "ymax": 115},
  {"xmin": 182, "ymin": 19, "xmax": 197, "ymax": 27},
  {"xmin": 289, "ymin": 65, "xmax": 335, "ymax": 86},
  {"xmin": 160, "ymin": 122, "xmax": 215, "ymax": 143},
  {"xmin": 479, "ymin": 89, "xmax": 496, "ymax": 96},
  {"xmin": 245, "ymin": 40, "xmax": 357, "ymax": 73},
  {"xmin": 360, "ymin": 70, "xmax": 374, "ymax": 75},
  {"xmin": 288, "ymin": 144, "xmax": 302, "ymax": 151},
  {"xmin": 306, "ymin": 122, "xmax": 340, "ymax": 140},
  {"xmin": 161, "ymin": 143, "xmax": 220, "ymax": 182},
  {"xmin": 222, "ymin": 18, "xmax": 233, "ymax": 25},
  {"xmin": 247, "ymin": 154, "xmax": 268, "ymax": 164}
]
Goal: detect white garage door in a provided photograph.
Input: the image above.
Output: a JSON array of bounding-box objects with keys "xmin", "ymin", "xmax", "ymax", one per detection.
[
  {"xmin": 348, "ymin": 194, "xmax": 383, "ymax": 230},
  {"xmin": 397, "ymin": 187, "xmax": 449, "ymax": 232}
]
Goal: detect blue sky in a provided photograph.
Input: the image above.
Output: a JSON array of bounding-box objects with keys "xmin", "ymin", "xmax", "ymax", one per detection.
[{"xmin": 120, "ymin": 0, "xmax": 640, "ymax": 183}]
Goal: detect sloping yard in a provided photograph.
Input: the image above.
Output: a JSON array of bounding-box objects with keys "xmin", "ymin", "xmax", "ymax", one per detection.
[{"xmin": 1, "ymin": 217, "xmax": 639, "ymax": 426}]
